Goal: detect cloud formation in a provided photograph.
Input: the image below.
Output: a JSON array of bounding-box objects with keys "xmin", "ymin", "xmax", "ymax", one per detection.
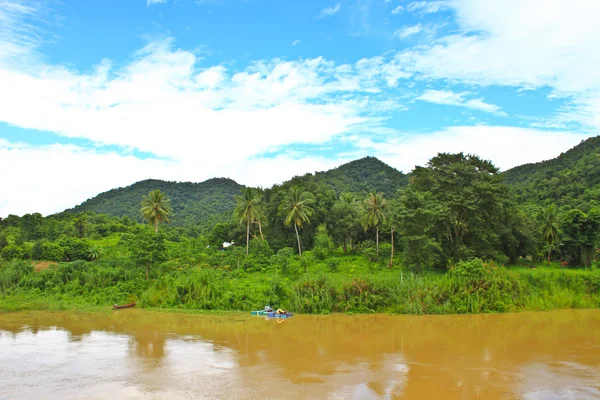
[
  {"xmin": 318, "ymin": 3, "xmax": 341, "ymax": 18},
  {"xmin": 1, "ymin": 0, "xmax": 599, "ymax": 217},
  {"xmin": 416, "ymin": 90, "xmax": 506, "ymax": 116}
]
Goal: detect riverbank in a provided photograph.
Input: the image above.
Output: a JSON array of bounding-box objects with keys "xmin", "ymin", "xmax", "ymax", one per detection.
[{"xmin": 1, "ymin": 258, "xmax": 599, "ymax": 314}]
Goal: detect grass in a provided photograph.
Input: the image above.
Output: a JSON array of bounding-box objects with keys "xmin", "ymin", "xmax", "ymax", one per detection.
[{"xmin": 0, "ymin": 255, "xmax": 598, "ymax": 315}]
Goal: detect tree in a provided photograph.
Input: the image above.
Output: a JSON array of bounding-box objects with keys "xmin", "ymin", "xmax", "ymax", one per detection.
[
  {"xmin": 560, "ymin": 208, "xmax": 600, "ymax": 267},
  {"xmin": 326, "ymin": 192, "xmax": 361, "ymax": 252},
  {"xmin": 405, "ymin": 153, "xmax": 511, "ymax": 266},
  {"xmin": 398, "ymin": 188, "xmax": 444, "ymax": 270},
  {"xmin": 233, "ymin": 188, "xmax": 263, "ymax": 255},
  {"xmin": 363, "ymin": 192, "xmax": 388, "ymax": 259},
  {"xmin": 542, "ymin": 205, "xmax": 559, "ymax": 264},
  {"xmin": 386, "ymin": 197, "xmax": 402, "ymax": 267},
  {"xmin": 73, "ymin": 214, "xmax": 88, "ymax": 238},
  {"xmin": 140, "ymin": 190, "xmax": 172, "ymax": 233},
  {"xmin": 130, "ymin": 228, "xmax": 167, "ymax": 280},
  {"xmin": 282, "ymin": 187, "xmax": 314, "ymax": 256}
]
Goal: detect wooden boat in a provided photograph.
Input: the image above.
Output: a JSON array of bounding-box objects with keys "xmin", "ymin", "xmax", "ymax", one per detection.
[{"xmin": 113, "ymin": 302, "xmax": 136, "ymax": 310}]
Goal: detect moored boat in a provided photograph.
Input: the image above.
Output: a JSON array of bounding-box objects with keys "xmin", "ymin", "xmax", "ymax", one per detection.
[{"xmin": 113, "ymin": 302, "xmax": 136, "ymax": 310}]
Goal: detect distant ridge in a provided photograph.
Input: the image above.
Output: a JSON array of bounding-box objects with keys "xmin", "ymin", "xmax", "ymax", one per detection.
[
  {"xmin": 502, "ymin": 136, "xmax": 600, "ymax": 205},
  {"xmin": 65, "ymin": 177, "xmax": 243, "ymax": 233},
  {"xmin": 63, "ymin": 157, "xmax": 408, "ymax": 231}
]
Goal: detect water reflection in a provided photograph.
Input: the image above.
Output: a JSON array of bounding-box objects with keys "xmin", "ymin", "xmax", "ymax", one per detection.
[{"xmin": 0, "ymin": 310, "xmax": 599, "ymax": 399}]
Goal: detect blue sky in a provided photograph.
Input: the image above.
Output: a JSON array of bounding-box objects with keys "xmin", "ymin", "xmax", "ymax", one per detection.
[{"xmin": 1, "ymin": 0, "xmax": 599, "ymax": 216}]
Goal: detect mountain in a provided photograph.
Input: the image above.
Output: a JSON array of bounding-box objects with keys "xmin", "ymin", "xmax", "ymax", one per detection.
[
  {"xmin": 503, "ymin": 136, "xmax": 600, "ymax": 208},
  {"xmin": 66, "ymin": 178, "xmax": 244, "ymax": 233},
  {"xmin": 64, "ymin": 157, "xmax": 408, "ymax": 232},
  {"xmin": 313, "ymin": 156, "xmax": 408, "ymax": 195}
]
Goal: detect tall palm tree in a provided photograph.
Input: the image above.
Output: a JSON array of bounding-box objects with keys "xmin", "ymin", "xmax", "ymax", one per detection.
[
  {"xmin": 363, "ymin": 191, "xmax": 388, "ymax": 258},
  {"xmin": 140, "ymin": 190, "xmax": 172, "ymax": 233},
  {"xmin": 283, "ymin": 187, "xmax": 314, "ymax": 256},
  {"xmin": 233, "ymin": 187, "xmax": 263, "ymax": 255},
  {"xmin": 542, "ymin": 204, "xmax": 559, "ymax": 265}
]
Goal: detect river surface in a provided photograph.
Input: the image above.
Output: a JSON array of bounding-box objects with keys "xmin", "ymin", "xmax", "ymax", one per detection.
[{"xmin": 0, "ymin": 309, "xmax": 599, "ymax": 400}]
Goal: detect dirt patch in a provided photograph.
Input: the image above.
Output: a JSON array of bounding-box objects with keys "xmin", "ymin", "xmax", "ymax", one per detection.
[{"xmin": 33, "ymin": 261, "xmax": 58, "ymax": 272}]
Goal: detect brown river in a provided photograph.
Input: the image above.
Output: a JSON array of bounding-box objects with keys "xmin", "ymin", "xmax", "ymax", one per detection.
[{"xmin": 0, "ymin": 309, "xmax": 599, "ymax": 400}]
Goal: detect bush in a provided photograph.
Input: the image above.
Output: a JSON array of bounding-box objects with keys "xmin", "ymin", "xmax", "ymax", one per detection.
[{"xmin": 0, "ymin": 244, "xmax": 27, "ymax": 261}]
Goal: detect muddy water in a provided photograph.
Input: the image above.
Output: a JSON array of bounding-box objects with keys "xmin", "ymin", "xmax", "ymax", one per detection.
[{"xmin": 0, "ymin": 310, "xmax": 599, "ymax": 400}]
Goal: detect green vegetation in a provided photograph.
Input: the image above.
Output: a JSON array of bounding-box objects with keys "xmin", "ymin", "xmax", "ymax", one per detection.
[
  {"xmin": 65, "ymin": 178, "xmax": 243, "ymax": 234},
  {"xmin": 2, "ymin": 139, "xmax": 600, "ymax": 314}
]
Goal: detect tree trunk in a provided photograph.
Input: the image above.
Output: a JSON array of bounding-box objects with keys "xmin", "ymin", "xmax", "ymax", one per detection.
[
  {"xmin": 376, "ymin": 227, "xmax": 379, "ymax": 259},
  {"xmin": 389, "ymin": 227, "xmax": 395, "ymax": 268},
  {"xmin": 294, "ymin": 224, "xmax": 302, "ymax": 256},
  {"xmin": 154, "ymin": 220, "xmax": 158, "ymax": 233},
  {"xmin": 343, "ymin": 237, "xmax": 347, "ymax": 253},
  {"xmin": 547, "ymin": 247, "xmax": 551, "ymax": 265},
  {"xmin": 145, "ymin": 265, "xmax": 149, "ymax": 280},
  {"xmin": 246, "ymin": 217, "xmax": 250, "ymax": 256},
  {"xmin": 258, "ymin": 220, "xmax": 264, "ymax": 241}
]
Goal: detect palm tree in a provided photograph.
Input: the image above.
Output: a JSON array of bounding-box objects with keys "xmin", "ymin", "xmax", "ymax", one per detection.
[
  {"xmin": 363, "ymin": 191, "xmax": 388, "ymax": 259},
  {"xmin": 283, "ymin": 187, "xmax": 314, "ymax": 256},
  {"xmin": 542, "ymin": 204, "xmax": 559, "ymax": 265},
  {"xmin": 233, "ymin": 187, "xmax": 263, "ymax": 255},
  {"xmin": 339, "ymin": 192, "xmax": 356, "ymax": 204},
  {"xmin": 140, "ymin": 190, "xmax": 172, "ymax": 233}
]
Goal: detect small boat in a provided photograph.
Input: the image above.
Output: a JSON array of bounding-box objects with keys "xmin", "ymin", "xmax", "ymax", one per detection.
[
  {"xmin": 251, "ymin": 310, "xmax": 293, "ymax": 318},
  {"xmin": 113, "ymin": 302, "xmax": 136, "ymax": 310}
]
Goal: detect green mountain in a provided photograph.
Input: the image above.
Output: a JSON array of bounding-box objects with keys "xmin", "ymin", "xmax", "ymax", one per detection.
[
  {"xmin": 66, "ymin": 178, "xmax": 244, "ymax": 233},
  {"xmin": 502, "ymin": 136, "xmax": 600, "ymax": 209},
  {"xmin": 64, "ymin": 157, "xmax": 408, "ymax": 232},
  {"xmin": 313, "ymin": 156, "xmax": 408, "ymax": 195}
]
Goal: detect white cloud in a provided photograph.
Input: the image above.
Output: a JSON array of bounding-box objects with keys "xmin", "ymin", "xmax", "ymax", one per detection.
[
  {"xmin": 318, "ymin": 3, "xmax": 341, "ymax": 18},
  {"xmin": 395, "ymin": 24, "xmax": 423, "ymax": 38},
  {"xmin": 292, "ymin": 40, "xmax": 300, "ymax": 46},
  {"xmin": 406, "ymin": 1, "xmax": 447, "ymax": 13},
  {"xmin": 0, "ymin": 39, "xmax": 393, "ymax": 167},
  {"xmin": 391, "ymin": 5, "xmax": 403, "ymax": 14},
  {"xmin": 2, "ymin": 0, "xmax": 600, "ymax": 217},
  {"xmin": 147, "ymin": 0, "xmax": 167, "ymax": 6},
  {"xmin": 394, "ymin": 0, "xmax": 600, "ymax": 129},
  {"xmin": 351, "ymin": 126, "xmax": 592, "ymax": 173},
  {"xmin": 0, "ymin": 140, "xmax": 345, "ymax": 217},
  {"xmin": 416, "ymin": 89, "xmax": 506, "ymax": 115},
  {"xmin": 0, "ymin": 0, "xmax": 45, "ymax": 63}
]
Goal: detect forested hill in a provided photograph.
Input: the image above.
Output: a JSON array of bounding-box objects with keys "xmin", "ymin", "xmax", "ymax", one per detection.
[
  {"xmin": 63, "ymin": 157, "xmax": 407, "ymax": 232},
  {"xmin": 502, "ymin": 136, "xmax": 600, "ymax": 209},
  {"xmin": 313, "ymin": 156, "xmax": 408, "ymax": 195},
  {"xmin": 65, "ymin": 178, "xmax": 243, "ymax": 233}
]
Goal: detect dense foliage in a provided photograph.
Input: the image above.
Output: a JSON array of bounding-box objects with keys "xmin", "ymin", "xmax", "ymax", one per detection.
[
  {"xmin": 65, "ymin": 178, "xmax": 243, "ymax": 233},
  {"xmin": 503, "ymin": 136, "xmax": 600, "ymax": 211},
  {"xmin": 1, "ymin": 140, "xmax": 600, "ymax": 314}
]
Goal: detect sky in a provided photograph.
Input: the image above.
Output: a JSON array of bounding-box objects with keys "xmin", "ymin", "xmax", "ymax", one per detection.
[{"xmin": 1, "ymin": 0, "xmax": 599, "ymax": 217}]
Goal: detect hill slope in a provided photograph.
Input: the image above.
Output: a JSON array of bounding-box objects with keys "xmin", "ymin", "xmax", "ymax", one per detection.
[
  {"xmin": 66, "ymin": 178, "xmax": 244, "ymax": 233},
  {"xmin": 64, "ymin": 157, "xmax": 408, "ymax": 231},
  {"xmin": 313, "ymin": 156, "xmax": 408, "ymax": 195},
  {"xmin": 503, "ymin": 136, "xmax": 600, "ymax": 208}
]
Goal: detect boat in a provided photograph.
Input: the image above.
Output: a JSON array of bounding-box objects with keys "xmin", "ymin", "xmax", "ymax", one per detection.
[
  {"xmin": 113, "ymin": 302, "xmax": 136, "ymax": 310},
  {"xmin": 251, "ymin": 310, "xmax": 293, "ymax": 318}
]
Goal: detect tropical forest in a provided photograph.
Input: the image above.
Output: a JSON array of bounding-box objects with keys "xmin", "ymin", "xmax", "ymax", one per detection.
[{"xmin": 2, "ymin": 138, "xmax": 600, "ymax": 314}]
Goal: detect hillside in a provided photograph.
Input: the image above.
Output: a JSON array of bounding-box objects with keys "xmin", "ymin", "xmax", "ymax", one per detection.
[
  {"xmin": 314, "ymin": 156, "xmax": 408, "ymax": 195},
  {"xmin": 503, "ymin": 136, "xmax": 600, "ymax": 208},
  {"xmin": 66, "ymin": 178, "xmax": 244, "ymax": 233},
  {"xmin": 64, "ymin": 157, "xmax": 408, "ymax": 232},
  {"xmin": 276, "ymin": 156, "xmax": 408, "ymax": 196}
]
